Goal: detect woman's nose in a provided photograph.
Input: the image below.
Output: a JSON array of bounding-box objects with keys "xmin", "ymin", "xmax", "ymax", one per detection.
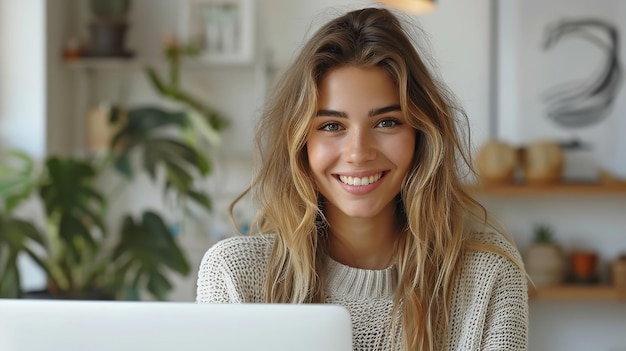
[{"xmin": 342, "ymin": 129, "xmax": 376, "ymax": 164}]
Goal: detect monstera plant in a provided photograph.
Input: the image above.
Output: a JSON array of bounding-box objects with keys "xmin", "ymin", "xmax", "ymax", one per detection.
[{"xmin": 0, "ymin": 39, "xmax": 227, "ymax": 300}]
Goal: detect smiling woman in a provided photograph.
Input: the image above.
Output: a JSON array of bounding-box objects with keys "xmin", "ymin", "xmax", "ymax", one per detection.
[{"xmin": 196, "ymin": 7, "xmax": 528, "ymax": 351}]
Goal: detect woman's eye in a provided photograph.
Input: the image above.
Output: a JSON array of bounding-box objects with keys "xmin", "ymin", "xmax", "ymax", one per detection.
[
  {"xmin": 319, "ymin": 122, "xmax": 342, "ymax": 132},
  {"xmin": 377, "ymin": 119, "xmax": 399, "ymax": 128}
]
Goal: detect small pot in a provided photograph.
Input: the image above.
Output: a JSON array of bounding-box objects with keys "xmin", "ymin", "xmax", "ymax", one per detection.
[
  {"xmin": 570, "ymin": 251, "xmax": 598, "ymax": 283},
  {"xmin": 525, "ymin": 243, "xmax": 565, "ymax": 287}
]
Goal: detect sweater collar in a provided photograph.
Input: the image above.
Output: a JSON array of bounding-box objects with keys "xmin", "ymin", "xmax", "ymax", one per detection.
[{"xmin": 324, "ymin": 257, "xmax": 397, "ymax": 299}]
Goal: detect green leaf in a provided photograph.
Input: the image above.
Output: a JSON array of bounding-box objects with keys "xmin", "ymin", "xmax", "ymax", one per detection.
[
  {"xmin": 109, "ymin": 105, "xmax": 123, "ymax": 124},
  {"xmin": 127, "ymin": 108, "xmax": 187, "ymax": 133},
  {"xmin": 146, "ymin": 271, "xmax": 172, "ymax": 301},
  {"xmin": 152, "ymin": 138, "xmax": 200, "ymax": 166},
  {"xmin": 113, "ymin": 211, "xmax": 190, "ymax": 300},
  {"xmin": 7, "ymin": 218, "xmax": 47, "ymax": 248},
  {"xmin": 5, "ymin": 186, "xmax": 33, "ymax": 213},
  {"xmin": 0, "ymin": 254, "xmax": 21, "ymax": 298},
  {"xmin": 58, "ymin": 213, "xmax": 96, "ymax": 260},
  {"xmin": 0, "ymin": 150, "xmax": 36, "ymax": 212},
  {"xmin": 187, "ymin": 109, "xmax": 223, "ymax": 146},
  {"xmin": 145, "ymin": 66, "xmax": 167, "ymax": 95},
  {"xmin": 186, "ymin": 190, "xmax": 212, "ymax": 213},
  {"xmin": 114, "ymin": 152, "xmax": 134, "ymax": 179},
  {"xmin": 164, "ymin": 159, "xmax": 193, "ymax": 192}
]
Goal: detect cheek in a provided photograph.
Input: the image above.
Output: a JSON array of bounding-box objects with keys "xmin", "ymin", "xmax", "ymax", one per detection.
[
  {"xmin": 390, "ymin": 132, "xmax": 416, "ymax": 170},
  {"xmin": 306, "ymin": 137, "xmax": 331, "ymax": 176}
]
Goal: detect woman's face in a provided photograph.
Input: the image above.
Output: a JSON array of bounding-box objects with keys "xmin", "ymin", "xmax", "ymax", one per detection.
[{"xmin": 307, "ymin": 66, "xmax": 416, "ymax": 221}]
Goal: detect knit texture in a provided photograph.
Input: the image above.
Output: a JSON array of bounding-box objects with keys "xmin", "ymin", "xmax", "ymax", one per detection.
[{"xmin": 196, "ymin": 233, "xmax": 528, "ymax": 350}]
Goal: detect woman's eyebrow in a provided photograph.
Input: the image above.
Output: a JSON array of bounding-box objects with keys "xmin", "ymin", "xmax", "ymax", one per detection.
[
  {"xmin": 316, "ymin": 109, "xmax": 347, "ymax": 117},
  {"xmin": 369, "ymin": 104, "xmax": 401, "ymax": 117},
  {"xmin": 315, "ymin": 104, "xmax": 401, "ymax": 118}
]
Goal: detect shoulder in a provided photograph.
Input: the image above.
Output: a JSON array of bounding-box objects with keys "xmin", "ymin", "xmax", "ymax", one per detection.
[
  {"xmin": 456, "ymin": 231, "xmax": 527, "ymax": 295},
  {"xmin": 201, "ymin": 233, "xmax": 276, "ymax": 268},
  {"xmin": 196, "ymin": 234, "xmax": 276, "ymax": 303},
  {"xmin": 464, "ymin": 231, "xmax": 523, "ymax": 271}
]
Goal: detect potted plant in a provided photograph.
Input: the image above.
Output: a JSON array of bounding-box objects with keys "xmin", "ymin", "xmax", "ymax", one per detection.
[
  {"xmin": 86, "ymin": 0, "xmax": 133, "ymax": 57},
  {"xmin": 0, "ymin": 126, "xmax": 206, "ymax": 300},
  {"xmin": 0, "ymin": 39, "xmax": 228, "ymax": 300},
  {"xmin": 524, "ymin": 224, "xmax": 565, "ymax": 288}
]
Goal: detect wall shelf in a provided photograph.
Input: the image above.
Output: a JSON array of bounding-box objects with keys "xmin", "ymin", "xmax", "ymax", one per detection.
[
  {"xmin": 466, "ymin": 183, "xmax": 626, "ymax": 196},
  {"xmin": 529, "ymin": 285, "xmax": 626, "ymax": 301},
  {"xmin": 64, "ymin": 57, "xmax": 258, "ymax": 71}
]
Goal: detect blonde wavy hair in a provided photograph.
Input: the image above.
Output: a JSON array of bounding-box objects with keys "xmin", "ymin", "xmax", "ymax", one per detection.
[{"xmin": 230, "ymin": 7, "xmax": 523, "ymax": 351}]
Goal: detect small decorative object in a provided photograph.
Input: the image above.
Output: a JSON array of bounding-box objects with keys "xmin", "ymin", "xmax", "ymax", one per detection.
[
  {"xmin": 85, "ymin": 103, "xmax": 125, "ymax": 153},
  {"xmin": 524, "ymin": 224, "xmax": 565, "ymax": 288},
  {"xmin": 85, "ymin": 0, "xmax": 133, "ymax": 57},
  {"xmin": 63, "ymin": 37, "xmax": 82, "ymax": 61},
  {"xmin": 181, "ymin": 0, "xmax": 255, "ymax": 64},
  {"xmin": 612, "ymin": 255, "xmax": 626, "ymax": 287},
  {"xmin": 475, "ymin": 140, "xmax": 519, "ymax": 184},
  {"xmin": 520, "ymin": 140, "xmax": 564, "ymax": 185},
  {"xmin": 569, "ymin": 250, "xmax": 599, "ymax": 284}
]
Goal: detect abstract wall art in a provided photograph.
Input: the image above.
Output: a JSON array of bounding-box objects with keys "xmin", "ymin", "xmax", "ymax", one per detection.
[{"xmin": 494, "ymin": 0, "xmax": 626, "ymax": 181}]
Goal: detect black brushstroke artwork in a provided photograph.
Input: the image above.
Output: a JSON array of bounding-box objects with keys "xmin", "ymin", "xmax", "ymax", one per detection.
[{"xmin": 541, "ymin": 19, "xmax": 623, "ymax": 131}]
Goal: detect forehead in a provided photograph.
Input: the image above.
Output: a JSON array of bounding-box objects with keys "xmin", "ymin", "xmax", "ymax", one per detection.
[{"xmin": 316, "ymin": 66, "xmax": 399, "ymax": 111}]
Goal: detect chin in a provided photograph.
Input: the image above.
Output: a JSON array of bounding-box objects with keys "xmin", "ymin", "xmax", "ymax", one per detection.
[{"xmin": 338, "ymin": 207, "xmax": 382, "ymax": 219}]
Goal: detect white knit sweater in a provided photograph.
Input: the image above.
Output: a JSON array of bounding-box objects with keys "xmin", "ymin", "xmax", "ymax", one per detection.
[{"xmin": 196, "ymin": 233, "xmax": 528, "ymax": 350}]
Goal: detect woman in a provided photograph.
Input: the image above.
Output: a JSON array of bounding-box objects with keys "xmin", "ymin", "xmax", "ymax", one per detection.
[{"xmin": 196, "ymin": 7, "xmax": 528, "ymax": 351}]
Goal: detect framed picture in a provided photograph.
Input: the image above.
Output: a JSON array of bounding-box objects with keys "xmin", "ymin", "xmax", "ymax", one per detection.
[
  {"xmin": 493, "ymin": 0, "xmax": 626, "ymax": 181},
  {"xmin": 181, "ymin": 0, "xmax": 255, "ymax": 64}
]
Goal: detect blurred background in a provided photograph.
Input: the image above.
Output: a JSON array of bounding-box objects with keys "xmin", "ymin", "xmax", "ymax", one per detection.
[{"xmin": 1, "ymin": 0, "xmax": 625, "ymax": 350}]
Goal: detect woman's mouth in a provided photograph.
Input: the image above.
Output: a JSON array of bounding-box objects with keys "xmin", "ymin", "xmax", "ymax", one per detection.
[{"xmin": 338, "ymin": 172, "xmax": 384, "ymax": 186}]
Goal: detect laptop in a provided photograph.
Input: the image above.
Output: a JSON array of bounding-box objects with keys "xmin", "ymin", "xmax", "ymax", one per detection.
[{"xmin": 0, "ymin": 299, "xmax": 353, "ymax": 351}]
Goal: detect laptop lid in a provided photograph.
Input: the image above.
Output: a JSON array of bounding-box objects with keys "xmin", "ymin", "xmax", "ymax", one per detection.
[{"xmin": 0, "ymin": 299, "xmax": 353, "ymax": 351}]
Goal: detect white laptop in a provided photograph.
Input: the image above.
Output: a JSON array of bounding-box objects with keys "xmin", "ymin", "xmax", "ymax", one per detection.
[{"xmin": 0, "ymin": 299, "xmax": 353, "ymax": 351}]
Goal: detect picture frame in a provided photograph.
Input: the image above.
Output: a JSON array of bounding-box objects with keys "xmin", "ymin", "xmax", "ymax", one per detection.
[
  {"xmin": 180, "ymin": 0, "xmax": 255, "ymax": 64},
  {"xmin": 493, "ymin": 0, "xmax": 626, "ymax": 181}
]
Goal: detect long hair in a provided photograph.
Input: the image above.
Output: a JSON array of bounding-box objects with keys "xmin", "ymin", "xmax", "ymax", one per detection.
[{"xmin": 232, "ymin": 7, "xmax": 523, "ymax": 351}]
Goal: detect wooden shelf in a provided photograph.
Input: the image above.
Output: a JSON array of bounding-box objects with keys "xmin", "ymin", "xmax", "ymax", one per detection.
[
  {"xmin": 466, "ymin": 183, "xmax": 626, "ymax": 196},
  {"xmin": 529, "ymin": 285, "xmax": 626, "ymax": 301},
  {"xmin": 64, "ymin": 57, "xmax": 256, "ymax": 70}
]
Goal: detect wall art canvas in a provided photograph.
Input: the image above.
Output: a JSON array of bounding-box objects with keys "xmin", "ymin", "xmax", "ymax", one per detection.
[{"xmin": 495, "ymin": 0, "xmax": 626, "ymax": 181}]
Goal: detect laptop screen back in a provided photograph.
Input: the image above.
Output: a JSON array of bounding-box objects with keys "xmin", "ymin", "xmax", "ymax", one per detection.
[{"xmin": 0, "ymin": 299, "xmax": 353, "ymax": 351}]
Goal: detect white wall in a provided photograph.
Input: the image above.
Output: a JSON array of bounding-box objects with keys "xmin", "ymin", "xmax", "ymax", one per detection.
[
  {"xmin": 0, "ymin": 0, "xmax": 46, "ymax": 158},
  {"xmin": 0, "ymin": 0, "xmax": 50, "ymax": 291}
]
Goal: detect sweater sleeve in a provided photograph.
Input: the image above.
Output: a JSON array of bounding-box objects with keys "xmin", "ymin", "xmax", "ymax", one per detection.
[
  {"xmin": 481, "ymin": 257, "xmax": 529, "ymax": 351},
  {"xmin": 195, "ymin": 235, "xmax": 272, "ymax": 304},
  {"xmin": 195, "ymin": 240, "xmax": 241, "ymax": 303}
]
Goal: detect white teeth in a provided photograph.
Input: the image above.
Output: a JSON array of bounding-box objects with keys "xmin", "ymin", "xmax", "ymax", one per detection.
[{"xmin": 339, "ymin": 173, "xmax": 383, "ymax": 186}]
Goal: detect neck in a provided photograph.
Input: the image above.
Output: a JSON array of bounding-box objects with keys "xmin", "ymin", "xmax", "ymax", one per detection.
[{"xmin": 325, "ymin": 204, "xmax": 401, "ymax": 270}]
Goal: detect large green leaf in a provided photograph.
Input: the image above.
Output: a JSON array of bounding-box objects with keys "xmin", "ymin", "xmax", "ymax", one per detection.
[
  {"xmin": 0, "ymin": 151, "xmax": 37, "ymax": 213},
  {"xmin": 0, "ymin": 214, "xmax": 48, "ymax": 298},
  {"xmin": 36, "ymin": 157, "xmax": 106, "ymax": 291},
  {"xmin": 1, "ymin": 217, "xmax": 47, "ymax": 249},
  {"xmin": 112, "ymin": 211, "xmax": 190, "ymax": 300},
  {"xmin": 126, "ymin": 108, "xmax": 187, "ymax": 135}
]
